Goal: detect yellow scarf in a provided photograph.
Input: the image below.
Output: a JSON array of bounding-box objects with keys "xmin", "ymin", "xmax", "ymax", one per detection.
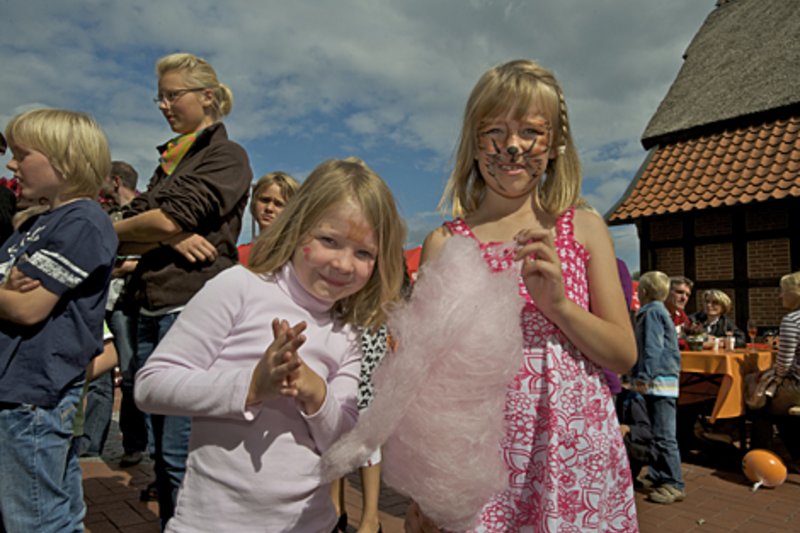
[{"xmin": 159, "ymin": 131, "xmax": 200, "ymax": 176}]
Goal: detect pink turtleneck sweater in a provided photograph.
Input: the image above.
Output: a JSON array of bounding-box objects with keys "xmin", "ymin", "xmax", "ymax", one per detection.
[{"xmin": 135, "ymin": 263, "xmax": 361, "ymax": 533}]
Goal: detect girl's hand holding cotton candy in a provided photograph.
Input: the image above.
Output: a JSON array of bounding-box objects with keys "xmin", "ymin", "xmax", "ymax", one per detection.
[
  {"xmin": 246, "ymin": 319, "xmax": 307, "ymax": 405},
  {"xmin": 514, "ymin": 227, "xmax": 567, "ymax": 319}
]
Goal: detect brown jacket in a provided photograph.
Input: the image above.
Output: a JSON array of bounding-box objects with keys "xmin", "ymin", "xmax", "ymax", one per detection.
[{"xmin": 124, "ymin": 122, "xmax": 252, "ymax": 310}]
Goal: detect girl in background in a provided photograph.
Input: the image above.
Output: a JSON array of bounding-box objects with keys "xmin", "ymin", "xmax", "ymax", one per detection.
[
  {"xmin": 330, "ymin": 326, "xmax": 389, "ymax": 533},
  {"xmin": 331, "ymin": 266, "xmax": 411, "ymax": 533},
  {"xmin": 408, "ymin": 59, "xmax": 637, "ymax": 531},
  {"xmin": 238, "ymin": 171, "xmax": 299, "ymax": 265},
  {"xmin": 135, "ymin": 158, "xmax": 406, "ymax": 532}
]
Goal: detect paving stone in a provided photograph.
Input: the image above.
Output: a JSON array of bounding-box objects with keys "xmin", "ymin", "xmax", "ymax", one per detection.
[{"xmin": 84, "ymin": 389, "xmax": 800, "ymax": 532}]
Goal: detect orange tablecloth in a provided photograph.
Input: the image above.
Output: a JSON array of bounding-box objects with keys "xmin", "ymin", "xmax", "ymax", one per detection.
[{"xmin": 680, "ymin": 349, "xmax": 773, "ymax": 422}]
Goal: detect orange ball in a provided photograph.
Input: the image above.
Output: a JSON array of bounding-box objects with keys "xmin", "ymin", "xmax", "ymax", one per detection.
[{"xmin": 742, "ymin": 449, "xmax": 787, "ymax": 489}]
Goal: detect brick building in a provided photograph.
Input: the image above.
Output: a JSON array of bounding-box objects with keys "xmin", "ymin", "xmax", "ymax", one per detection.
[{"xmin": 606, "ymin": 0, "xmax": 800, "ymax": 330}]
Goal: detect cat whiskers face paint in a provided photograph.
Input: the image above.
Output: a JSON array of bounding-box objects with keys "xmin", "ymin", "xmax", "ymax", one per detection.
[
  {"xmin": 517, "ymin": 128, "xmax": 551, "ymax": 180},
  {"xmin": 480, "ymin": 138, "xmax": 503, "ymax": 189},
  {"xmin": 476, "ymin": 113, "xmax": 553, "ymax": 197}
]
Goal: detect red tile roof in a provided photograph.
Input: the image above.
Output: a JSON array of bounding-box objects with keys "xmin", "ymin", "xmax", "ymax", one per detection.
[{"xmin": 608, "ymin": 115, "xmax": 800, "ymax": 224}]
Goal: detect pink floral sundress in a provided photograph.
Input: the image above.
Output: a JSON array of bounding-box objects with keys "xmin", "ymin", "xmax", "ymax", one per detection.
[{"xmin": 444, "ymin": 207, "xmax": 638, "ymax": 532}]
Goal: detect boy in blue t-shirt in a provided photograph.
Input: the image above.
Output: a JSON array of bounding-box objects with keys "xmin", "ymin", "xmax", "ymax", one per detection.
[{"xmin": 0, "ymin": 109, "xmax": 117, "ymax": 532}]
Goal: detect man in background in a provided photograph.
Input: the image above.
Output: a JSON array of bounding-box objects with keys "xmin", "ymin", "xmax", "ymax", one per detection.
[
  {"xmin": 79, "ymin": 161, "xmax": 147, "ymax": 464},
  {"xmin": 100, "ymin": 160, "xmax": 139, "ymax": 211},
  {"xmin": 666, "ymin": 276, "xmax": 693, "ymax": 330}
]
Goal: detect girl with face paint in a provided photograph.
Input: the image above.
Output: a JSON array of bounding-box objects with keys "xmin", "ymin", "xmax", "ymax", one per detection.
[
  {"xmin": 405, "ymin": 60, "xmax": 639, "ymax": 531},
  {"xmin": 134, "ymin": 157, "xmax": 407, "ymax": 533}
]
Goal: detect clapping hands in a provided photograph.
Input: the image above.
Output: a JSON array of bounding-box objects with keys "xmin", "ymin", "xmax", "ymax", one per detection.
[
  {"xmin": 247, "ymin": 319, "xmax": 307, "ymax": 404},
  {"xmin": 247, "ymin": 319, "xmax": 327, "ymax": 415}
]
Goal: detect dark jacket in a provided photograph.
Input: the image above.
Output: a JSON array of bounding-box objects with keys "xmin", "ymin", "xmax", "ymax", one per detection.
[
  {"xmin": 688, "ymin": 311, "xmax": 745, "ymax": 347},
  {"xmin": 124, "ymin": 122, "xmax": 252, "ymax": 310}
]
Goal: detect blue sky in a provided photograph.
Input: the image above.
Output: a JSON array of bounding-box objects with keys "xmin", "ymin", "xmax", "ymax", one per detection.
[{"xmin": 0, "ymin": 0, "xmax": 715, "ymax": 272}]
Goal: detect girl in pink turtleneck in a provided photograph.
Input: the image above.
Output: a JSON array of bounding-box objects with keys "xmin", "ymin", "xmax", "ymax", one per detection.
[{"xmin": 135, "ymin": 157, "xmax": 406, "ymax": 533}]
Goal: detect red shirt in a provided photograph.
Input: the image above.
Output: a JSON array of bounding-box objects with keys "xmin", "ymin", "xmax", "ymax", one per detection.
[
  {"xmin": 669, "ymin": 307, "xmax": 690, "ymax": 350},
  {"xmin": 237, "ymin": 242, "xmax": 253, "ymax": 266},
  {"xmin": 670, "ymin": 308, "xmax": 689, "ymax": 328}
]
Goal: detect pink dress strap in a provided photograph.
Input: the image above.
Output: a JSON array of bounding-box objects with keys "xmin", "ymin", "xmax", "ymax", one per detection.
[
  {"xmin": 443, "ymin": 218, "xmax": 519, "ymax": 273},
  {"xmin": 444, "ymin": 208, "xmax": 580, "ymax": 247}
]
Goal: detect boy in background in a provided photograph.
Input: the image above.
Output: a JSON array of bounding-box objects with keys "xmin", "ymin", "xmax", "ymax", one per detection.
[
  {"xmin": 631, "ymin": 271, "xmax": 685, "ymax": 505},
  {"xmin": 0, "ymin": 109, "xmax": 117, "ymax": 532}
]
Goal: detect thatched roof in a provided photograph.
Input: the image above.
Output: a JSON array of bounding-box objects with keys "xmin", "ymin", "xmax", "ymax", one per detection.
[
  {"xmin": 607, "ymin": 0, "xmax": 800, "ymax": 225},
  {"xmin": 641, "ymin": 0, "xmax": 800, "ymax": 149}
]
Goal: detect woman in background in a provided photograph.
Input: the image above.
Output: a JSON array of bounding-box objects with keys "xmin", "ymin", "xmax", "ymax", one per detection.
[{"xmin": 689, "ymin": 289, "xmax": 744, "ymax": 347}]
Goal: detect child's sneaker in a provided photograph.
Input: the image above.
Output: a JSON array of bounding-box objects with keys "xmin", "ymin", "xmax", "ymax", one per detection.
[{"xmin": 647, "ymin": 485, "xmax": 685, "ymax": 504}]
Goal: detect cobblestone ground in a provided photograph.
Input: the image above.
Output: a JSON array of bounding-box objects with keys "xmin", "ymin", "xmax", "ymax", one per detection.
[{"xmin": 82, "ymin": 392, "xmax": 800, "ymax": 532}]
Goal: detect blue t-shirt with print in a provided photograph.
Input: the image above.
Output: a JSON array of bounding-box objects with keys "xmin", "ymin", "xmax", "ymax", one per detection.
[{"xmin": 0, "ymin": 200, "xmax": 117, "ymax": 407}]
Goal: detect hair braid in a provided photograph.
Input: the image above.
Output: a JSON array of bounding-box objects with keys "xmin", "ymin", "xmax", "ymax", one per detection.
[{"xmin": 556, "ymin": 87, "xmax": 569, "ymax": 153}]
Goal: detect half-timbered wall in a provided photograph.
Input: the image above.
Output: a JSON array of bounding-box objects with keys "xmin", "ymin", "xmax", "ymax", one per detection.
[{"xmin": 636, "ymin": 197, "xmax": 800, "ymax": 330}]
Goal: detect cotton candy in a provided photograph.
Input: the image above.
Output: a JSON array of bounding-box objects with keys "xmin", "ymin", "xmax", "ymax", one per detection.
[{"xmin": 321, "ymin": 235, "xmax": 524, "ymax": 530}]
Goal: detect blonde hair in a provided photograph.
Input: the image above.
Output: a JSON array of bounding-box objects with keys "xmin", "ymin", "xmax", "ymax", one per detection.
[
  {"xmin": 702, "ymin": 289, "xmax": 731, "ymax": 315},
  {"xmin": 441, "ymin": 59, "xmax": 581, "ymax": 218},
  {"xmin": 250, "ymin": 171, "xmax": 300, "ymax": 218},
  {"xmin": 780, "ymin": 271, "xmax": 800, "ymax": 311},
  {"xmin": 156, "ymin": 52, "xmax": 233, "ymax": 120},
  {"xmin": 248, "ymin": 157, "xmax": 407, "ymax": 329},
  {"xmin": 638, "ymin": 271, "xmax": 670, "ymax": 304},
  {"xmin": 5, "ymin": 108, "xmax": 111, "ymax": 201}
]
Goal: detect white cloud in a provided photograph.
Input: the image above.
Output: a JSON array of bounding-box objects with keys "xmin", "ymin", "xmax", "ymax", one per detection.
[
  {"xmin": 609, "ymin": 224, "xmax": 640, "ymax": 274},
  {"xmin": 0, "ymin": 0, "xmax": 714, "ymax": 266},
  {"xmin": 404, "ymin": 210, "xmax": 446, "ymax": 248}
]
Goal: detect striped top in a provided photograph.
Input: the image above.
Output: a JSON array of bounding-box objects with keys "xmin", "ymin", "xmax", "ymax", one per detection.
[{"xmin": 776, "ymin": 308, "xmax": 800, "ymax": 381}]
